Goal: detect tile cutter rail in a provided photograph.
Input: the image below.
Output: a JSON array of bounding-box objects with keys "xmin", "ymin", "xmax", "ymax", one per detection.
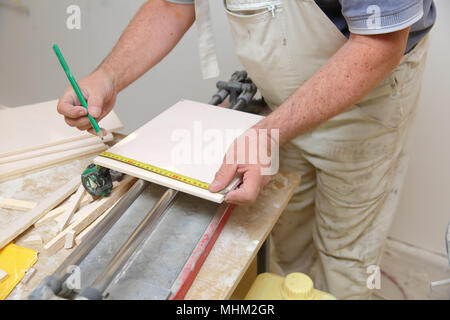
[{"xmin": 29, "ymin": 71, "xmax": 270, "ymax": 300}]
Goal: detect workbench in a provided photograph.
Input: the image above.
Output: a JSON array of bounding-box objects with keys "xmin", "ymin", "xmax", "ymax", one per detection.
[{"xmin": 0, "ymin": 135, "xmax": 301, "ymax": 300}]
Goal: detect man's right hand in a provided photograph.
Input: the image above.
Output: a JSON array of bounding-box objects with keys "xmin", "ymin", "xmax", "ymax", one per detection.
[{"xmin": 57, "ymin": 68, "xmax": 117, "ymax": 135}]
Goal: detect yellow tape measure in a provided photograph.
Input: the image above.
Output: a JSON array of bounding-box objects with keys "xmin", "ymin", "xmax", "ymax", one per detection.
[{"xmin": 99, "ymin": 152, "xmax": 210, "ymax": 190}]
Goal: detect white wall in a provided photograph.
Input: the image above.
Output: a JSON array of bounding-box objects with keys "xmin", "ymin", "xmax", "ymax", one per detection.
[
  {"xmin": 0, "ymin": 0, "xmax": 242, "ymax": 132},
  {"xmin": 0, "ymin": 1, "xmax": 448, "ymax": 255},
  {"xmin": 389, "ymin": 0, "xmax": 450, "ymax": 256}
]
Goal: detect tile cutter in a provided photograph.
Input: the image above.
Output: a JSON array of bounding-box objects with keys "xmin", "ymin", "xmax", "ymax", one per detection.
[{"xmin": 29, "ymin": 71, "xmax": 267, "ymax": 300}]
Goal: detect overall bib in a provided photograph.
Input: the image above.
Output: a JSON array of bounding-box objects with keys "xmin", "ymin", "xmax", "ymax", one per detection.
[{"xmin": 198, "ymin": 0, "xmax": 429, "ymax": 299}]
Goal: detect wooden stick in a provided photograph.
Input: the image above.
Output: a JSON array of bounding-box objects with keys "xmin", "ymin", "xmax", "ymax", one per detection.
[
  {"xmin": 53, "ymin": 181, "xmax": 121, "ymax": 226},
  {"xmin": 56, "ymin": 185, "xmax": 86, "ymax": 232},
  {"xmin": 54, "ymin": 199, "xmax": 98, "ymax": 226},
  {"xmin": 34, "ymin": 207, "xmax": 66, "ymax": 227},
  {"xmin": 64, "ymin": 230, "xmax": 76, "ymax": 249},
  {"xmin": 0, "ymin": 176, "xmax": 81, "ymax": 250},
  {"xmin": 44, "ymin": 177, "xmax": 135, "ymax": 254},
  {"xmin": 75, "ymin": 198, "xmax": 122, "ymax": 245},
  {"xmin": 34, "ymin": 193, "xmax": 93, "ymax": 227},
  {"xmin": 22, "ymin": 234, "xmax": 43, "ymax": 247},
  {"xmin": 0, "ymin": 198, "xmax": 37, "ymax": 211}
]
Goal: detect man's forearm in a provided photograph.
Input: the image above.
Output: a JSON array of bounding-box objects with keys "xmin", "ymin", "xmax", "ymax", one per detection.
[
  {"xmin": 97, "ymin": 0, "xmax": 195, "ymax": 92},
  {"xmin": 256, "ymin": 28, "xmax": 410, "ymax": 146}
]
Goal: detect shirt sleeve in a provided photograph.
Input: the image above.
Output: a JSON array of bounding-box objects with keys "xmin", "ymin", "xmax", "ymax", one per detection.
[{"xmin": 340, "ymin": 0, "xmax": 424, "ymax": 35}]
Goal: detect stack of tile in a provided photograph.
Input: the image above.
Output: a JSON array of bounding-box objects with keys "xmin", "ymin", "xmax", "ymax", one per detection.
[{"xmin": 0, "ymin": 99, "xmax": 123, "ymax": 182}]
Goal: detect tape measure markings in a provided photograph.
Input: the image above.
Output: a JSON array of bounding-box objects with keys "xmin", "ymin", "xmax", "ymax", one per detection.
[{"xmin": 99, "ymin": 152, "xmax": 210, "ymax": 190}]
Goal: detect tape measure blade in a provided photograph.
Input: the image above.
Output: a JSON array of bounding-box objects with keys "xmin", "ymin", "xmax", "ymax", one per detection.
[{"xmin": 99, "ymin": 152, "xmax": 210, "ymax": 190}]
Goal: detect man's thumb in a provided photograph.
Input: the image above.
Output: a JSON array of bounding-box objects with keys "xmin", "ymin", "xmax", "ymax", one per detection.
[
  {"xmin": 209, "ymin": 163, "xmax": 237, "ymax": 193},
  {"xmin": 87, "ymin": 94, "xmax": 104, "ymax": 118}
]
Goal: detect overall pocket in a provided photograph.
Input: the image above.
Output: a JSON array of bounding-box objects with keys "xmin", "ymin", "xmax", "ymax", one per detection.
[{"xmin": 224, "ymin": 1, "xmax": 295, "ymax": 107}]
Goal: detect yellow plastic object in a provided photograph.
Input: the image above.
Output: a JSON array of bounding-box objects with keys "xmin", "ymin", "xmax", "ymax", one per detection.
[
  {"xmin": 0, "ymin": 243, "xmax": 38, "ymax": 300},
  {"xmin": 244, "ymin": 272, "xmax": 336, "ymax": 300}
]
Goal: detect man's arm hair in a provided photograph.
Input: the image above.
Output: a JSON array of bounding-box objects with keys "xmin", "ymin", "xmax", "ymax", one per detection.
[{"xmin": 97, "ymin": 0, "xmax": 195, "ymax": 92}]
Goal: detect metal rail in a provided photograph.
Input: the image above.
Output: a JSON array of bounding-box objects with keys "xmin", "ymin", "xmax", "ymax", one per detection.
[
  {"xmin": 29, "ymin": 179, "xmax": 150, "ymax": 299},
  {"xmin": 77, "ymin": 189, "xmax": 178, "ymax": 300}
]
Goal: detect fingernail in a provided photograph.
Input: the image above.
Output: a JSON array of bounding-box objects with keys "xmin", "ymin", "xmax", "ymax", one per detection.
[
  {"xmin": 209, "ymin": 181, "xmax": 221, "ymax": 191},
  {"xmin": 89, "ymin": 106, "xmax": 101, "ymax": 117},
  {"xmin": 79, "ymin": 109, "xmax": 87, "ymax": 116}
]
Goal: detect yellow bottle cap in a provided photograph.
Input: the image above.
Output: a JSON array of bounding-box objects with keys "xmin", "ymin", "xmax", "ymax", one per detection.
[{"xmin": 281, "ymin": 273, "xmax": 315, "ymax": 300}]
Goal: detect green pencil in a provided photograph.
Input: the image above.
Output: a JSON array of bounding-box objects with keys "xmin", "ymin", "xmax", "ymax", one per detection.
[{"xmin": 52, "ymin": 44, "xmax": 102, "ymax": 138}]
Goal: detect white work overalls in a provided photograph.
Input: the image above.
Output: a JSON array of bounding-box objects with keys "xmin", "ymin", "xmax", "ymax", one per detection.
[{"xmin": 196, "ymin": 0, "xmax": 429, "ymax": 299}]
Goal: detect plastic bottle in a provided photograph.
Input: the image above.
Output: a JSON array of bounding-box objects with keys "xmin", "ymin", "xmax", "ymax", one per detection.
[{"xmin": 244, "ymin": 272, "xmax": 336, "ymax": 300}]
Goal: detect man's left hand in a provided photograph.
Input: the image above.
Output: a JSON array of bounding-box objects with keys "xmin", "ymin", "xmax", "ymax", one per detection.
[{"xmin": 208, "ymin": 128, "xmax": 278, "ymax": 205}]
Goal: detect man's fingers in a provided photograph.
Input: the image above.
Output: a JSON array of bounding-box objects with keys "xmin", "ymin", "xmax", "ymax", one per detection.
[
  {"xmin": 76, "ymin": 124, "xmax": 92, "ymax": 131},
  {"xmin": 208, "ymin": 162, "xmax": 238, "ymax": 193},
  {"xmin": 58, "ymin": 103, "xmax": 87, "ymax": 118},
  {"xmin": 57, "ymin": 87, "xmax": 88, "ymax": 119},
  {"xmin": 224, "ymin": 169, "xmax": 261, "ymax": 204},
  {"xmin": 64, "ymin": 115, "xmax": 91, "ymax": 128},
  {"xmin": 88, "ymin": 127, "xmax": 107, "ymax": 137}
]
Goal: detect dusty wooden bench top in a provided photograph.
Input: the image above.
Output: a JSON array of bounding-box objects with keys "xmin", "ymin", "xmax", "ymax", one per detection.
[
  {"xmin": 0, "ymin": 138, "xmax": 300, "ymax": 300},
  {"xmin": 185, "ymin": 171, "xmax": 301, "ymax": 299}
]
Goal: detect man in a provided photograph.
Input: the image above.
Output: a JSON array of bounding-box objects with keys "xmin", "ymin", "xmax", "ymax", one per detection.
[{"xmin": 57, "ymin": 0, "xmax": 435, "ymax": 299}]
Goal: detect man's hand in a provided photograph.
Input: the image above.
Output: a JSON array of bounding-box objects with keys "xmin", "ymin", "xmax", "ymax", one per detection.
[
  {"xmin": 57, "ymin": 0, "xmax": 195, "ymax": 135},
  {"xmin": 208, "ymin": 128, "xmax": 277, "ymax": 205},
  {"xmin": 57, "ymin": 68, "xmax": 117, "ymax": 135}
]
